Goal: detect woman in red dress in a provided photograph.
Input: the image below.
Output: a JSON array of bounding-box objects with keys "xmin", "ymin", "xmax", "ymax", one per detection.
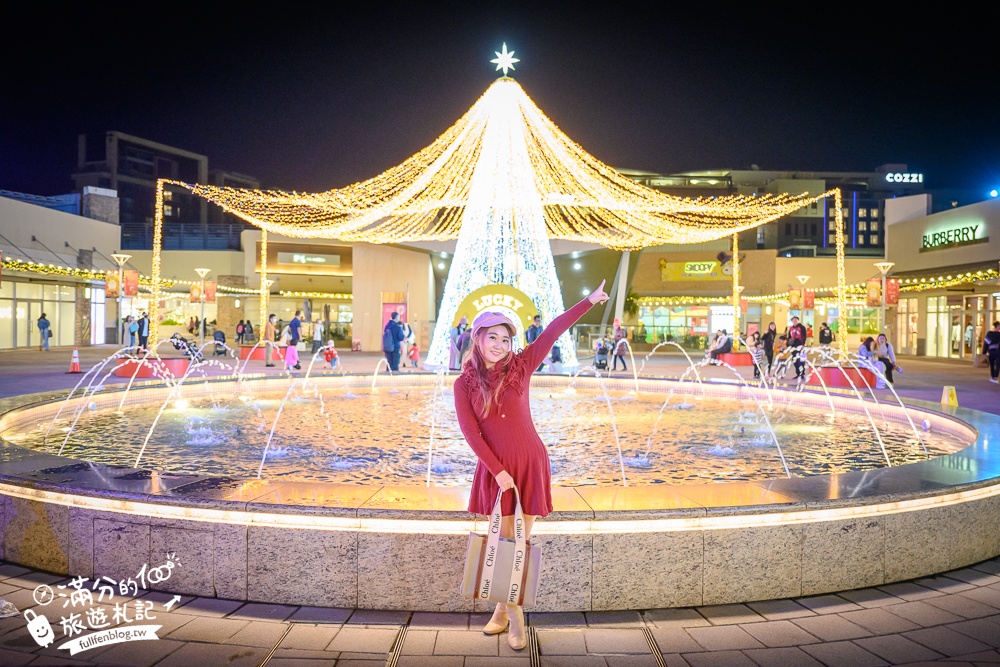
[{"xmin": 454, "ymin": 280, "xmax": 608, "ymax": 649}]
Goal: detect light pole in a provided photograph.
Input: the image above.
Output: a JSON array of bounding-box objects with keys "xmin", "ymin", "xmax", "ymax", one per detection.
[
  {"xmin": 875, "ymin": 261, "xmax": 895, "ymax": 339},
  {"xmin": 195, "ymin": 268, "xmax": 211, "ymax": 347},
  {"xmin": 111, "ymin": 253, "xmax": 131, "ymax": 347}
]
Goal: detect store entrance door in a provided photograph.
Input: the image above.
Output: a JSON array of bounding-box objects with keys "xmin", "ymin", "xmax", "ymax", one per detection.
[{"xmin": 964, "ymin": 295, "xmax": 988, "ymax": 364}]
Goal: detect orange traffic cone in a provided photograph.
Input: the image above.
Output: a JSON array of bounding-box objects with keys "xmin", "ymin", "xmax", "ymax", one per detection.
[{"xmin": 67, "ymin": 347, "xmax": 82, "ymax": 374}]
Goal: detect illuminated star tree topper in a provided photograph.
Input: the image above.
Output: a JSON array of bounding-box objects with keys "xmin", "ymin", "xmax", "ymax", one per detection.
[{"xmin": 491, "ymin": 43, "xmax": 520, "ymax": 76}]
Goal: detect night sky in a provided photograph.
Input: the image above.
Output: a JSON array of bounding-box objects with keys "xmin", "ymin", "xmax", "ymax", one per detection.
[{"xmin": 3, "ymin": 5, "xmax": 997, "ymax": 198}]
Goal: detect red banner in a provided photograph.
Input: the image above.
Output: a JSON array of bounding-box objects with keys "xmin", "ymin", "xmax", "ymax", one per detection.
[
  {"xmin": 803, "ymin": 290, "xmax": 814, "ymax": 309},
  {"xmin": 885, "ymin": 279, "xmax": 899, "ymax": 306},
  {"xmin": 123, "ymin": 270, "xmax": 139, "ymax": 297},
  {"xmin": 788, "ymin": 288, "xmax": 800, "ymax": 310},
  {"xmin": 204, "ymin": 281, "xmax": 217, "ymax": 303},
  {"xmin": 105, "ymin": 270, "xmax": 120, "ymax": 299},
  {"xmin": 866, "ymin": 278, "xmax": 882, "ymax": 307},
  {"xmin": 740, "ymin": 297, "xmax": 748, "ymax": 313},
  {"xmin": 190, "ymin": 284, "xmax": 202, "ymax": 303}
]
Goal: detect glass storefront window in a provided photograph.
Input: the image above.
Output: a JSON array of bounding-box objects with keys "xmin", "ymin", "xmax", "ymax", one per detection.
[
  {"xmin": 58, "ymin": 302, "xmax": 74, "ymax": 347},
  {"xmin": 16, "ymin": 283, "xmax": 42, "ymax": 299},
  {"xmin": 896, "ymin": 298, "xmax": 918, "ymax": 355},
  {"xmin": 0, "ymin": 300, "xmax": 12, "ymax": 348}
]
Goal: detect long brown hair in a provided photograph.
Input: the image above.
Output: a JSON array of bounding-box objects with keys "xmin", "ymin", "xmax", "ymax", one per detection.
[{"xmin": 464, "ymin": 328, "xmax": 511, "ymax": 418}]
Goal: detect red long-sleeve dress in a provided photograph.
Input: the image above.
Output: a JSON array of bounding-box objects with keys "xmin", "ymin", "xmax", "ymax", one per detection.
[{"xmin": 454, "ymin": 298, "xmax": 593, "ymax": 517}]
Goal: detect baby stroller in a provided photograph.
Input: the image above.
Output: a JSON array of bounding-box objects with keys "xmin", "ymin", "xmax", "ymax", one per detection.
[
  {"xmin": 212, "ymin": 330, "xmax": 227, "ymax": 356},
  {"xmin": 170, "ymin": 333, "xmax": 204, "ymax": 362},
  {"xmin": 595, "ymin": 343, "xmax": 609, "ymax": 370}
]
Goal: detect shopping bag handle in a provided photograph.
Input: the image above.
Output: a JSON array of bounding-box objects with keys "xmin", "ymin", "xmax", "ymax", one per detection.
[{"xmin": 479, "ymin": 486, "xmax": 528, "ymax": 605}]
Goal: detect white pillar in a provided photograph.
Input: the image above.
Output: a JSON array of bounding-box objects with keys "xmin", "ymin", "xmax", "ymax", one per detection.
[{"xmin": 613, "ymin": 251, "xmax": 630, "ymax": 324}]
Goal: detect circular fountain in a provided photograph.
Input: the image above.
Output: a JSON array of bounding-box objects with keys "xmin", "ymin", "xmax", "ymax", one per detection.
[{"xmin": 0, "ymin": 356, "xmax": 998, "ymax": 613}]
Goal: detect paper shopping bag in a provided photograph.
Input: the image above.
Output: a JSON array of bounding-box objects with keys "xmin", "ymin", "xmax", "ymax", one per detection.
[{"xmin": 459, "ymin": 487, "xmax": 542, "ymax": 607}]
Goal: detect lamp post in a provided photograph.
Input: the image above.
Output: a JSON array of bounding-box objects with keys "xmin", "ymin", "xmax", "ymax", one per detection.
[
  {"xmin": 111, "ymin": 253, "xmax": 131, "ymax": 347},
  {"xmin": 875, "ymin": 261, "xmax": 895, "ymax": 339},
  {"xmin": 194, "ymin": 268, "xmax": 211, "ymax": 346}
]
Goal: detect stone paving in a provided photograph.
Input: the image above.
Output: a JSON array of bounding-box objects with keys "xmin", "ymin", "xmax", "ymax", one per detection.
[
  {"xmin": 0, "ymin": 345, "xmax": 998, "ymax": 665},
  {"xmin": 0, "ymin": 557, "xmax": 998, "ymax": 665}
]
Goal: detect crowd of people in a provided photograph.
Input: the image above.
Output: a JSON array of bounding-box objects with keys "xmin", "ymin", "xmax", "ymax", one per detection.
[{"xmin": 705, "ymin": 317, "xmax": 907, "ymax": 387}]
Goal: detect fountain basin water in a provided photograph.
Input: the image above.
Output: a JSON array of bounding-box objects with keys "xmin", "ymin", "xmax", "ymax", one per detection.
[{"xmin": 0, "ymin": 374, "xmax": 998, "ymax": 612}]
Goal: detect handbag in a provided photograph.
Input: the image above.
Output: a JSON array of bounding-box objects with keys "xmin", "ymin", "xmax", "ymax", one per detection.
[{"xmin": 460, "ymin": 487, "xmax": 542, "ymax": 607}]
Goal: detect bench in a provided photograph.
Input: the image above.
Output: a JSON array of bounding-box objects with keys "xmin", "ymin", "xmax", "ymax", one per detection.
[
  {"xmin": 716, "ymin": 352, "xmax": 754, "ymax": 367},
  {"xmin": 114, "ymin": 357, "xmax": 191, "ymax": 379},
  {"xmin": 805, "ymin": 366, "xmax": 878, "ymax": 388}
]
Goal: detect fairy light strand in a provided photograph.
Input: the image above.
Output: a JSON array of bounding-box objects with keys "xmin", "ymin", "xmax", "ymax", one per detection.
[{"xmin": 155, "ymin": 79, "xmax": 827, "ymax": 251}]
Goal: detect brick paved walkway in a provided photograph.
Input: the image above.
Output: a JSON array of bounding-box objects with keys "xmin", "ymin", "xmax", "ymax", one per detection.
[{"xmin": 0, "ymin": 557, "xmax": 998, "ymax": 665}]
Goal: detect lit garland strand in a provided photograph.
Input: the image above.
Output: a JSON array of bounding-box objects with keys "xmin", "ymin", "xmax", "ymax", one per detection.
[
  {"xmin": 834, "ymin": 189, "xmax": 848, "ymax": 357},
  {"xmin": 731, "ymin": 233, "xmax": 740, "ymax": 343},
  {"xmin": 157, "ymin": 79, "xmax": 828, "ymax": 250},
  {"xmin": 150, "ymin": 179, "xmax": 164, "ymax": 348},
  {"xmin": 259, "ymin": 229, "xmax": 268, "ymax": 335},
  {"xmin": 279, "ymin": 290, "xmax": 352, "ymax": 299}
]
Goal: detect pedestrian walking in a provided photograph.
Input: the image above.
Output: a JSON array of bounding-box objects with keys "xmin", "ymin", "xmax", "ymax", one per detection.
[
  {"xmin": 137, "ymin": 313, "xmax": 150, "ymax": 351},
  {"xmin": 312, "ymin": 318, "xmax": 324, "ymax": 355},
  {"xmin": 450, "ymin": 317, "xmax": 469, "ymax": 370},
  {"xmin": 236, "ymin": 320, "xmax": 245, "ymax": 345},
  {"xmin": 749, "ymin": 331, "xmax": 765, "ymax": 379},
  {"xmin": 37, "ymin": 313, "xmax": 50, "ymax": 351},
  {"xmin": 818, "ymin": 322, "xmax": 834, "ymax": 350},
  {"xmin": 264, "ymin": 314, "xmax": 277, "ymax": 367},
  {"xmin": 762, "ymin": 322, "xmax": 777, "ymax": 375},
  {"xmin": 788, "ymin": 316, "xmax": 807, "ymax": 381},
  {"xmin": 982, "ymin": 321, "xmax": 1000, "ymax": 383},
  {"xmin": 128, "ymin": 316, "xmax": 138, "ymax": 349},
  {"xmin": 612, "ymin": 318, "xmax": 628, "ymax": 371},
  {"xmin": 526, "ymin": 314, "xmax": 544, "ymax": 371},
  {"xmin": 289, "ymin": 311, "xmax": 303, "ymax": 344},
  {"xmin": 382, "ymin": 312, "xmax": 406, "ymax": 372},
  {"xmin": 454, "ymin": 279, "xmax": 609, "ymax": 650}
]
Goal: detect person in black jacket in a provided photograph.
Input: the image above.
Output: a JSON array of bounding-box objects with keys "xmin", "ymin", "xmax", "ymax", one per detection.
[
  {"xmin": 762, "ymin": 322, "xmax": 777, "ymax": 375},
  {"xmin": 983, "ymin": 321, "xmax": 1000, "ymax": 384},
  {"xmin": 818, "ymin": 322, "xmax": 834, "ymax": 349},
  {"xmin": 382, "ymin": 312, "xmax": 406, "ymax": 372}
]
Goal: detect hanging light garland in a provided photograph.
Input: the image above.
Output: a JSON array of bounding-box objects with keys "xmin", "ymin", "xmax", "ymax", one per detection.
[{"xmin": 155, "ymin": 79, "xmax": 827, "ymax": 250}]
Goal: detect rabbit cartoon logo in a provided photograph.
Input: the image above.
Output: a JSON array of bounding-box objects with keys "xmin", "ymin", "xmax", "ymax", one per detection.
[{"xmin": 24, "ymin": 609, "xmax": 55, "ymax": 647}]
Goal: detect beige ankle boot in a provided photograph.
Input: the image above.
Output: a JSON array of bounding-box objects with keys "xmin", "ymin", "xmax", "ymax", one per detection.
[
  {"xmin": 506, "ymin": 604, "xmax": 526, "ymax": 650},
  {"xmin": 482, "ymin": 602, "xmax": 508, "ymax": 634}
]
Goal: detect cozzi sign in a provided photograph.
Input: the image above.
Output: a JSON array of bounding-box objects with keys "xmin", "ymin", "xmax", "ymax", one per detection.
[
  {"xmin": 921, "ymin": 224, "xmax": 988, "ymax": 252},
  {"xmin": 884, "ymin": 172, "xmax": 924, "ymax": 183}
]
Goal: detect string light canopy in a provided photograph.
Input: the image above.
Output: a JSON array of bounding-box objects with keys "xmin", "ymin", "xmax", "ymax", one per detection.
[{"xmin": 157, "ymin": 79, "xmax": 827, "ymax": 251}]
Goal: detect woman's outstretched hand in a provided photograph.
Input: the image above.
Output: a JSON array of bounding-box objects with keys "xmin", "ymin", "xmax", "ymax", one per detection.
[
  {"xmin": 587, "ymin": 279, "xmax": 609, "ymax": 305},
  {"xmin": 495, "ymin": 470, "xmax": 515, "ymax": 491}
]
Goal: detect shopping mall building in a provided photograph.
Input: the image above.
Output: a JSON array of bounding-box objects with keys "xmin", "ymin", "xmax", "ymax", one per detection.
[{"xmin": 2, "ymin": 157, "xmax": 998, "ymax": 358}]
